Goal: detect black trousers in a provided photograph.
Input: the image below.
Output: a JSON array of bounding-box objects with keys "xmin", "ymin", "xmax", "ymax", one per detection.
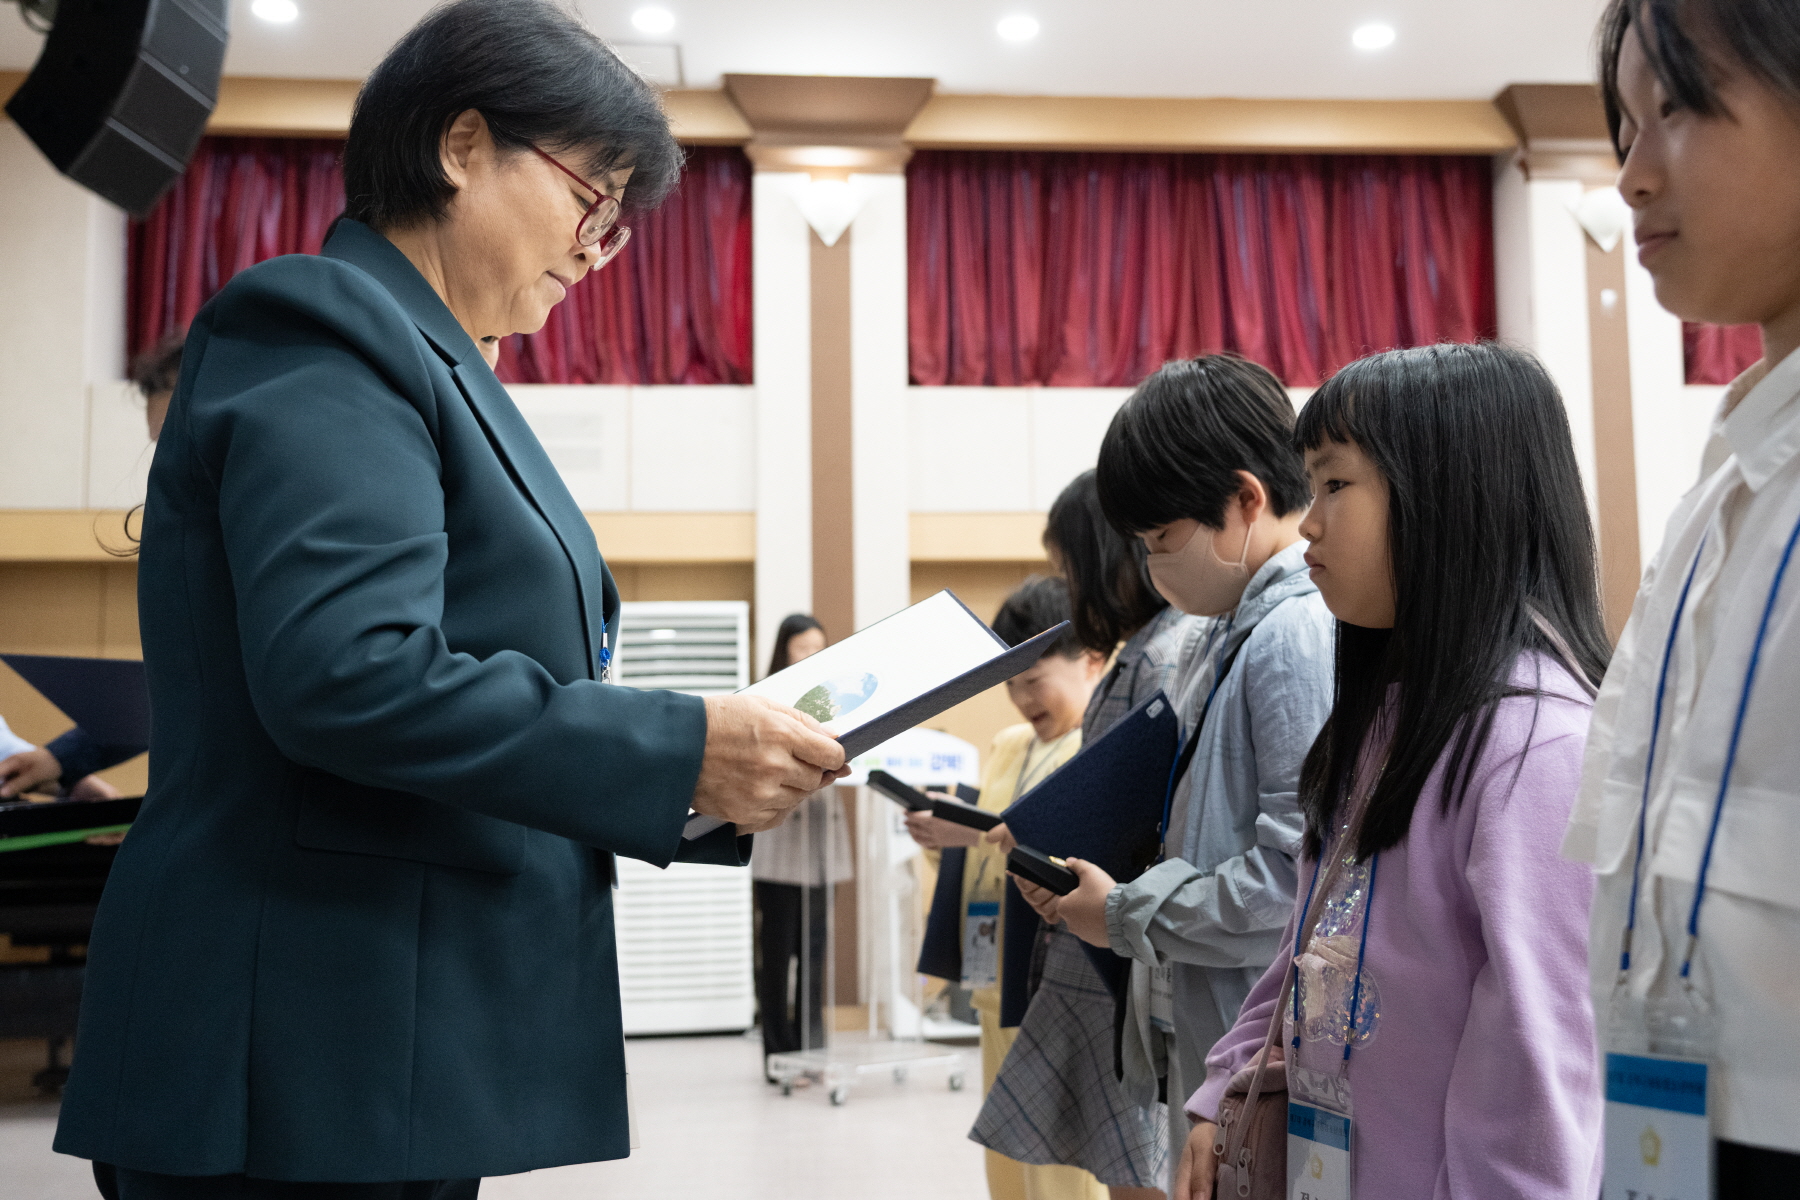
[
  {"xmin": 1718, "ymin": 1139, "xmax": 1800, "ymax": 1196},
  {"xmin": 95, "ymin": 1164, "xmax": 479, "ymax": 1199},
  {"xmin": 753, "ymin": 880, "xmax": 828, "ymax": 1059}
]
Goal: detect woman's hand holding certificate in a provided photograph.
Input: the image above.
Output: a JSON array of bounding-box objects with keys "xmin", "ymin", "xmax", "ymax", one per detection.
[{"xmin": 691, "ymin": 694, "xmax": 849, "ymax": 832}]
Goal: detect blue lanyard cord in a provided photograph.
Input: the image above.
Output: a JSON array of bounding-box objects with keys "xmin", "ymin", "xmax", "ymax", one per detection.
[
  {"xmin": 1291, "ymin": 856, "xmax": 1323, "ymax": 1050},
  {"xmin": 1342, "ymin": 853, "xmax": 1379, "ymax": 1063},
  {"xmin": 1679, "ymin": 508, "xmax": 1800, "ymax": 980},
  {"xmin": 1622, "ymin": 537, "xmax": 1708, "ymax": 975},
  {"xmin": 1159, "ymin": 617, "xmax": 1234, "ymax": 844}
]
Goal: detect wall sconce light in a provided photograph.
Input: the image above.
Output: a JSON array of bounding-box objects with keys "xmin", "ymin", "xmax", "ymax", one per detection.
[
  {"xmin": 791, "ymin": 175, "xmax": 870, "ymax": 247},
  {"xmin": 1568, "ymin": 187, "xmax": 1631, "ymax": 254}
]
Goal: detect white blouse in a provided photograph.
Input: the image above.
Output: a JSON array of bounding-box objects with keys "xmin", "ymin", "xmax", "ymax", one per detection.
[{"xmin": 1565, "ymin": 346, "xmax": 1800, "ymax": 1152}]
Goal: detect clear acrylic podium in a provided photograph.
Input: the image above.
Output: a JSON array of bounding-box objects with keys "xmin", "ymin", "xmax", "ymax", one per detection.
[{"xmin": 764, "ymin": 733, "xmax": 977, "ymax": 1106}]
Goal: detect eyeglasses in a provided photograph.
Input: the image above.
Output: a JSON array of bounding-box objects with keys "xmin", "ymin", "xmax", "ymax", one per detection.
[{"xmin": 530, "ymin": 146, "xmax": 631, "ymax": 267}]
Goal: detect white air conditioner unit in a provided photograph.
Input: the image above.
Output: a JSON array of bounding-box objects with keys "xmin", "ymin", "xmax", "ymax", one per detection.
[{"xmin": 612, "ymin": 601, "xmax": 755, "ymax": 1036}]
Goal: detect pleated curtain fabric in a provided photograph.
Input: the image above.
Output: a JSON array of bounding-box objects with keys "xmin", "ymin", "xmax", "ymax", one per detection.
[
  {"xmin": 126, "ymin": 138, "xmax": 754, "ymax": 386},
  {"xmin": 494, "ymin": 145, "xmax": 753, "ymax": 385},
  {"xmin": 127, "ymin": 137, "xmax": 345, "ymax": 363},
  {"xmin": 906, "ymin": 149, "xmax": 1498, "ymax": 389}
]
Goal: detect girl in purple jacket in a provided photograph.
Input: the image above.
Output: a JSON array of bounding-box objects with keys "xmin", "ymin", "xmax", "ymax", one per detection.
[{"xmin": 1176, "ymin": 342, "xmax": 1609, "ymax": 1199}]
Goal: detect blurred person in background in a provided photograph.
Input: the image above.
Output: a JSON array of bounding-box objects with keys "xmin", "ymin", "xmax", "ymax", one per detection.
[
  {"xmin": 751, "ymin": 614, "xmax": 854, "ymax": 1078},
  {"xmin": 0, "ymin": 717, "xmax": 125, "ymax": 802},
  {"xmin": 0, "ymin": 337, "xmax": 183, "ymax": 802},
  {"xmin": 905, "ymin": 575, "xmax": 1107, "ymax": 1200},
  {"xmin": 132, "ymin": 332, "xmax": 184, "ymax": 443}
]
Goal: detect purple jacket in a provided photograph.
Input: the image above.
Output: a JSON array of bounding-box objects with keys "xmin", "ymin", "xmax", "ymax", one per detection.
[{"xmin": 1189, "ymin": 655, "xmax": 1602, "ymax": 1199}]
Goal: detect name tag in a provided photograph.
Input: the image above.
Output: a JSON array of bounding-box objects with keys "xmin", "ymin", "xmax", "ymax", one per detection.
[
  {"xmin": 963, "ymin": 901, "xmax": 999, "ymax": 989},
  {"xmin": 1287, "ymin": 1101, "xmax": 1352, "ymax": 1200},
  {"xmin": 1602, "ymin": 1052, "xmax": 1710, "ymax": 1200}
]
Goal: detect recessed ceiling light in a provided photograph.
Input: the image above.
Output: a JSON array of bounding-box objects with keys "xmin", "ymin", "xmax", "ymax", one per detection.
[
  {"xmin": 1352, "ymin": 22, "xmax": 1396, "ymax": 50},
  {"xmin": 632, "ymin": 6, "xmax": 675, "ymax": 35},
  {"xmin": 997, "ymin": 14, "xmax": 1040, "ymax": 42},
  {"xmin": 251, "ymin": 0, "xmax": 298, "ymax": 23}
]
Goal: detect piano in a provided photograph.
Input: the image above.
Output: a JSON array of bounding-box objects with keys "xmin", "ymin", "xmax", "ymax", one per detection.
[{"xmin": 0, "ymin": 795, "xmax": 141, "ymax": 1094}]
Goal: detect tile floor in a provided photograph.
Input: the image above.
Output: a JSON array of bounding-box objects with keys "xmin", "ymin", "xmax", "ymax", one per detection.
[{"xmin": 0, "ymin": 1033, "xmax": 988, "ymax": 1199}]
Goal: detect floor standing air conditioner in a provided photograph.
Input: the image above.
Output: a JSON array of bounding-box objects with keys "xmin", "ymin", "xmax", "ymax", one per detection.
[{"xmin": 610, "ymin": 601, "xmax": 756, "ymax": 1036}]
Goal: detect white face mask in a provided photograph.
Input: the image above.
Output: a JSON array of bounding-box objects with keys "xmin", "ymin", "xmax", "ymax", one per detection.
[{"xmin": 1146, "ymin": 520, "xmax": 1254, "ymax": 616}]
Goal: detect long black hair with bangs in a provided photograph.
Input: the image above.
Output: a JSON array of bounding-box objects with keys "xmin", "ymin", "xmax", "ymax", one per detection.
[{"xmin": 1294, "ymin": 342, "xmax": 1611, "ymax": 860}]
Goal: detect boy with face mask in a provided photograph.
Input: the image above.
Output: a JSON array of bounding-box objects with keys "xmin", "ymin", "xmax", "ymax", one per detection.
[{"xmin": 1012, "ymin": 355, "xmax": 1336, "ymax": 1168}]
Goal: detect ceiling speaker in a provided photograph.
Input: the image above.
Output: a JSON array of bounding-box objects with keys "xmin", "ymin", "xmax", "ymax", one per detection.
[{"xmin": 5, "ymin": 0, "xmax": 228, "ymax": 216}]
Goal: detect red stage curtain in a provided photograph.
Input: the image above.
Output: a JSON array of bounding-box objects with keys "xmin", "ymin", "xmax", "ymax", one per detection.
[
  {"xmin": 127, "ymin": 137, "xmax": 344, "ymax": 362},
  {"xmin": 494, "ymin": 145, "xmax": 752, "ymax": 385},
  {"xmin": 1684, "ymin": 322, "xmax": 1763, "ymax": 385},
  {"xmin": 128, "ymin": 138, "xmax": 752, "ymax": 385},
  {"xmin": 907, "ymin": 150, "xmax": 1496, "ymax": 388}
]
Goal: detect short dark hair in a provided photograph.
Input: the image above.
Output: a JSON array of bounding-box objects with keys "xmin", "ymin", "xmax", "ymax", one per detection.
[
  {"xmin": 991, "ymin": 576, "xmax": 1083, "ymax": 660},
  {"xmin": 343, "ymin": 0, "xmax": 683, "ymax": 230},
  {"xmin": 768, "ymin": 613, "xmax": 825, "ymax": 676},
  {"xmin": 1095, "ymin": 355, "xmax": 1311, "ymax": 536},
  {"xmin": 1043, "ymin": 471, "xmax": 1166, "ymax": 653},
  {"xmin": 1293, "ymin": 343, "xmax": 1611, "ymax": 860},
  {"xmin": 129, "ymin": 332, "xmax": 184, "ymax": 397},
  {"xmin": 1599, "ymin": 0, "xmax": 1800, "ymax": 158}
]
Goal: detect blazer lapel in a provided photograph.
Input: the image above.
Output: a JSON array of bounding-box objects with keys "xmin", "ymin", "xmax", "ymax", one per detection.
[
  {"xmin": 322, "ymin": 220, "xmax": 606, "ymax": 680},
  {"xmin": 451, "ymin": 359, "xmax": 606, "ymax": 677}
]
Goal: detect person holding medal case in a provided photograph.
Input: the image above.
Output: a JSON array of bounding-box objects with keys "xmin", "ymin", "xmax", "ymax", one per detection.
[
  {"xmin": 1567, "ymin": 1, "xmax": 1800, "ymax": 1192},
  {"xmin": 1177, "ymin": 343, "xmax": 1608, "ymax": 1199}
]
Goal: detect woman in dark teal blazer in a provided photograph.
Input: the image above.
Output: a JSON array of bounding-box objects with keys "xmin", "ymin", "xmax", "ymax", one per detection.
[{"xmin": 53, "ymin": 3, "xmax": 844, "ymax": 1196}]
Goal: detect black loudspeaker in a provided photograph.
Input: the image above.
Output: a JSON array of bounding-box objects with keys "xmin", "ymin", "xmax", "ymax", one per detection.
[{"xmin": 5, "ymin": 0, "xmax": 228, "ymax": 216}]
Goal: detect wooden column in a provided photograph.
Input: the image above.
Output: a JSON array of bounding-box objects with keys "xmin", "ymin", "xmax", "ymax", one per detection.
[
  {"xmin": 808, "ymin": 229, "xmax": 856, "ymax": 645},
  {"xmin": 1586, "ymin": 240, "xmax": 1641, "ymax": 641},
  {"xmin": 1497, "ymin": 83, "xmax": 1642, "ymax": 639}
]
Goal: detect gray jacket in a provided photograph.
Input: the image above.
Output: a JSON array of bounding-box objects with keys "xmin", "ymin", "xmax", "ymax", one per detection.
[{"xmin": 1104, "ymin": 542, "xmax": 1335, "ymax": 1104}]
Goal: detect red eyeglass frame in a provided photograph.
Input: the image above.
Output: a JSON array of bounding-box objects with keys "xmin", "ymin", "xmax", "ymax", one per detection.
[{"xmin": 531, "ymin": 145, "xmax": 631, "ymax": 265}]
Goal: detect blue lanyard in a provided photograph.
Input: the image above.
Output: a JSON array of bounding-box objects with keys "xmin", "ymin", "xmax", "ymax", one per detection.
[
  {"xmin": 1626, "ymin": 506, "xmax": 1800, "ymax": 983},
  {"xmin": 1619, "ymin": 537, "xmax": 1707, "ymax": 975},
  {"xmin": 1290, "ymin": 845, "xmax": 1379, "ymax": 1062},
  {"xmin": 1158, "ymin": 616, "xmax": 1234, "ymax": 845}
]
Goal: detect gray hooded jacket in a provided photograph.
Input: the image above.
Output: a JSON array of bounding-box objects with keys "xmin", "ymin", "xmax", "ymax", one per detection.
[{"xmin": 1104, "ymin": 541, "xmax": 1335, "ymax": 1106}]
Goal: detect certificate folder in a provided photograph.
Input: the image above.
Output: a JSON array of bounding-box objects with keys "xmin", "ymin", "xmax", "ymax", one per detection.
[
  {"xmin": 917, "ymin": 846, "xmax": 965, "ymax": 981},
  {"xmin": 930, "ymin": 795, "xmax": 1001, "ymax": 832},
  {"xmin": 997, "ymin": 691, "xmax": 1179, "ymax": 1027},
  {"xmin": 1000, "ymin": 689, "xmax": 1179, "ymax": 883},
  {"xmin": 867, "ymin": 769, "xmax": 933, "ymax": 812},
  {"xmin": 1, "ymin": 655, "xmax": 149, "ymax": 750},
  {"xmin": 685, "ymin": 592, "xmax": 1069, "ymax": 839},
  {"xmin": 744, "ymin": 590, "xmax": 1071, "ymax": 760}
]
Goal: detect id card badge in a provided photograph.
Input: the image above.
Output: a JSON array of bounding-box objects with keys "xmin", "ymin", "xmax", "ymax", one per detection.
[
  {"xmin": 962, "ymin": 901, "xmax": 999, "ymax": 989},
  {"xmin": 1601, "ymin": 998, "xmax": 1715, "ymax": 1200},
  {"xmin": 1149, "ymin": 963, "xmax": 1175, "ymax": 1032},
  {"xmin": 1287, "ymin": 1067, "xmax": 1353, "ymax": 1200}
]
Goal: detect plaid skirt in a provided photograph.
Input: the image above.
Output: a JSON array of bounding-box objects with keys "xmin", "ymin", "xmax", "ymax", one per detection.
[{"xmin": 970, "ymin": 928, "xmax": 1169, "ymax": 1189}]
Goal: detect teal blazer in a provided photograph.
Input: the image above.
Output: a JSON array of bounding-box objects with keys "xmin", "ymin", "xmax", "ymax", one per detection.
[{"xmin": 54, "ymin": 220, "xmax": 742, "ymax": 1182}]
